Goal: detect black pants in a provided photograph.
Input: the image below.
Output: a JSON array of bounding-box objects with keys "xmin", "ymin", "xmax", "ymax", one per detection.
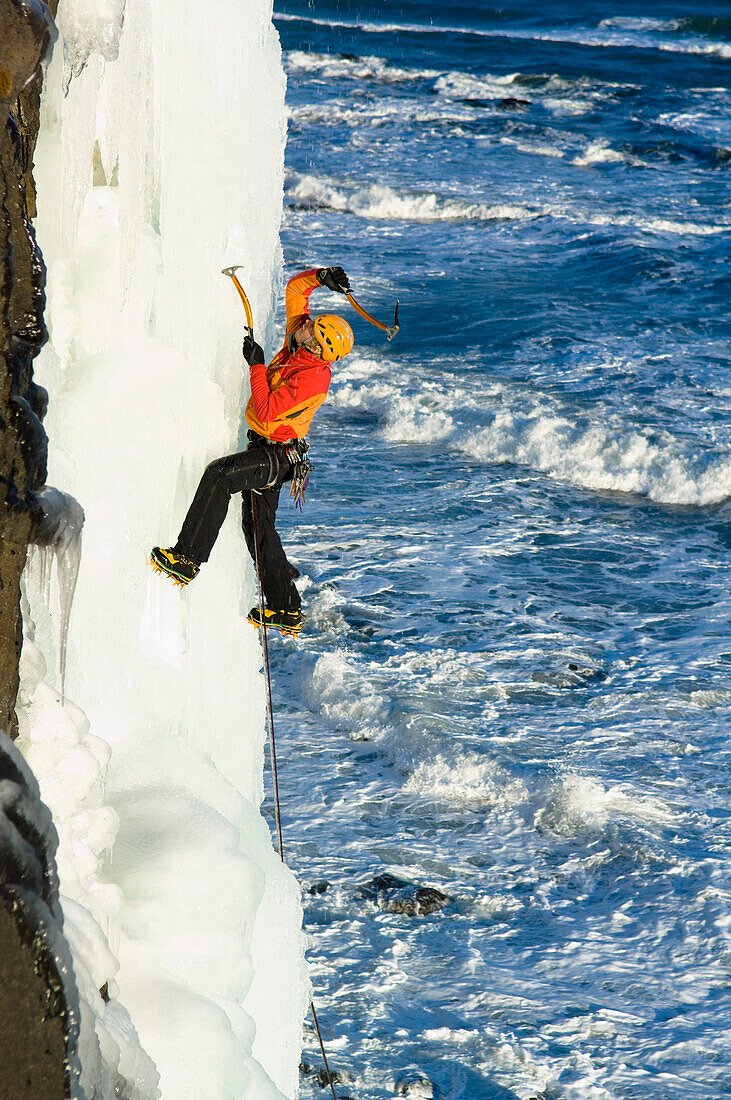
[{"xmin": 175, "ymin": 441, "xmax": 300, "ymax": 611}]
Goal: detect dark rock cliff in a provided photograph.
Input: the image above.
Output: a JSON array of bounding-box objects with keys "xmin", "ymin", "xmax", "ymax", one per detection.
[
  {"xmin": 1, "ymin": 6, "xmax": 82, "ymax": 1098},
  {"xmin": 0, "ymin": 728, "xmax": 82, "ymax": 1099},
  {"xmin": 0, "ymin": 0, "xmax": 56, "ymax": 739}
]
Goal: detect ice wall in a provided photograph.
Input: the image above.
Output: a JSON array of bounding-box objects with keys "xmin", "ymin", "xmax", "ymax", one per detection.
[{"xmin": 22, "ymin": 0, "xmax": 308, "ymax": 1096}]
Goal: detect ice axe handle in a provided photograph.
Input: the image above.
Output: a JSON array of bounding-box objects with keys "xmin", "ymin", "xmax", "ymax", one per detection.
[
  {"xmin": 222, "ymin": 266, "xmax": 254, "ymax": 334},
  {"xmin": 344, "ymin": 291, "xmax": 400, "ymax": 341}
]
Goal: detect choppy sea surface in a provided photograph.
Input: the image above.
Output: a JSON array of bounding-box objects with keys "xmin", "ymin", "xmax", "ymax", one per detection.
[{"xmin": 268, "ymin": 3, "xmax": 731, "ymax": 1097}]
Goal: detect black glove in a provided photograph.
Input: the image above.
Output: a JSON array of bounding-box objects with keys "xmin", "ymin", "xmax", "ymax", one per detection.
[
  {"xmin": 317, "ymin": 266, "xmax": 350, "ymax": 294},
  {"xmin": 242, "ymin": 335, "xmax": 265, "ymax": 366}
]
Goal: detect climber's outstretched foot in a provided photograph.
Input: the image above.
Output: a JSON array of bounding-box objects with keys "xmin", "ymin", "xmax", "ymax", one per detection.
[
  {"xmin": 150, "ymin": 546, "xmax": 200, "ymax": 587},
  {"xmin": 247, "ymin": 606, "xmax": 302, "ymax": 638}
]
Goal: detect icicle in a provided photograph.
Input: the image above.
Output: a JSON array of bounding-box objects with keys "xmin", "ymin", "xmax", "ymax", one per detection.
[
  {"xmin": 37, "ymin": 544, "xmax": 54, "ymax": 607},
  {"xmin": 54, "ymin": 507, "xmax": 83, "ymax": 701},
  {"xmin": 30, "ymin": 487, "xmax": 85, "ymax": 700}
]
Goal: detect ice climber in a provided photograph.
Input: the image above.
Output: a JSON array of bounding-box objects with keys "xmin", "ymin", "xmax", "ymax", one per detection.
[{"xmin": 151, "ymin": 266, "xmax": 354, "ymax": 636}]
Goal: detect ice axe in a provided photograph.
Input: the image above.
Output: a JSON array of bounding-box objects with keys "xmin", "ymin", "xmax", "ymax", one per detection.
[
  {"xmin": 222, "ymin": 265, "xmax": 254, "ymax": 336},
  {"xmin": 344, "ymin": 289, "xmax": 400, "ymax": 341}
]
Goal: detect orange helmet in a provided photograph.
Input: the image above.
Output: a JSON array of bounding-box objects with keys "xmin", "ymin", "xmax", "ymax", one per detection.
[{"xmin": 313, "ymin": 315, "xmax": 354, "ymax": 362}]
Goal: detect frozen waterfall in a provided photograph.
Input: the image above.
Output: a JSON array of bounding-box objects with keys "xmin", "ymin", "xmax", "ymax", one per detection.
[{"xmin": 17, "ymin": 1, "xmax": 309, "ymax": 1096}]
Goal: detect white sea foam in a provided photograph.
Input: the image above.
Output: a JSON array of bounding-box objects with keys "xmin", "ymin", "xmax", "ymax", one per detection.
[
  {"xmin": 334, "ymin": 354, "xmax": 731, "ymax": 507},
  {"xmin": 535, "ymin": 774, "xmax": 675, "ymax": 836},
  {"xmin": 286, "ymin": 50, "xmax": 632, "ymax": 121},
  {"xmin": 404, "ymin": 755, "xmax": 526, "ymax": 809},
  {"xmin": 287, "ymin": 171, "xmax": 536, "ymax": 223},
  {"xmin": 435, "ymin": 69, "xmax": 623, "ymax": 118},
  {"xmin": 572, "ymin": 139, "xmax": 645, "ymax": 167},
  {"xmin": 599, "ymin": 17, "xmax": 678, "ymax": 33},
  {"xmin": 287, "ymin": 171, "xmax": 727, "ymax": 236},
  {"xmin": 285, "ymin": 49, "xmax": 440, "ymax": 84},
  {"xmin": 576, "ymin": 209, "xmax": 728, "ymax": 235},
  {"xmin": 500, "ymin": 135, "xmax": 567, "ymax": 159},
  {"xmin": 306, "ymin": 584, "xmax": 349, "ymax": 636},
  {"xmin": 333, "ymin": 369, "xmax": 457, "ymax": 444},
  {"xmin": 434, "ymin": 70, "xmax": 527, "ymax": 100},
  {"xmin": 288, "ymin": 97, "xmax": 474, "ymax": 129},
  {"xmin": 463, "ymin": 407, "xmax": 731, "ymax": 505},
  {"xmin": 308, "ymin": 651, "xmax": 390, "ymax": 742},
  {"xmin": 501, "ymin": 27, "xmax": 731, "ymax": 60}
]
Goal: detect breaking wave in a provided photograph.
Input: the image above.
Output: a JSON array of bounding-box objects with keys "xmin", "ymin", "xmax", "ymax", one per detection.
[
  {"xmin": 286, "ymin": 171, "xmax": 729, "ymax": 236},
  {"xmin": 333, "ymin": 358, "xmax": 731, "ymax": 507},
  {"xmin": 286, "ymin": 172, "xmax": 535, "ymax": 223},
  {"xmin": 535, "ymin": 774, "xmax": 675, "ymax": 836},
  {"xmin": 276, "ymin": 10, "xmax": 731, "ymax": 59},
  {"xmin": 286, "ymin": 50, "xmax": 637, "ymax": 118},
  {"xmin": 285, "ymin": 49, "xmax": 440, "ymax": 84}
]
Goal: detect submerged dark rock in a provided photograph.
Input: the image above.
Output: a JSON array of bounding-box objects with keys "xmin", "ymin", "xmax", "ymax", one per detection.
[
  {"xmin": 359, "ymin": 873, "xmax": 450, "ymax": 916},
  {"xmin": 308, "ymin": 880, "xmax": 331, "ymax": 895},
  {"xmin": 531, "ymin": 663, "xmax": 607, "ymax": 689},
  {"xmin": 300, "ymin": 1061, "xmax": 348, "ymax": 1090},
  {"xmin": 395, "ymin": 1072, "xmax": 437, "ymax": 1097},
  {"xmin": 459, "ymin": 96, "xmax": 531, "ymax": 110}
]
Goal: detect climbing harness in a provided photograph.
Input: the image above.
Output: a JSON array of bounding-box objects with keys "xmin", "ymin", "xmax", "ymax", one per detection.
[
  {"xmin": 285, "ymin": 439, "xmax": 313, "ymax": 510},
  {"xmin": 248, "ymin": 438, "xmax": 312, "ymax": 507},
  {"xmin": 256, "ymin": 444, "xmax": 281, "ymax": 492},
  {"xmin": 251, "ymin": 492, "xmax": 341, "ymax": 1100}
]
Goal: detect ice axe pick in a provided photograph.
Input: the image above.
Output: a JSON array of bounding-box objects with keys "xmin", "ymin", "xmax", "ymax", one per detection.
[{"xmin": 222, "ymin": 265, "xmax": 254, "ymax": 336}]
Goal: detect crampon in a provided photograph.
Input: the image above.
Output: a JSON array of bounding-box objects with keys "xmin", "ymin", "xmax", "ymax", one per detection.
[
  {"xmin": 247, "ymin": 606, "xmax": 302, "ymax": 638},
  {"xmin": 150, "ymin": 546, "xmax": 200, "ymax": 586}
]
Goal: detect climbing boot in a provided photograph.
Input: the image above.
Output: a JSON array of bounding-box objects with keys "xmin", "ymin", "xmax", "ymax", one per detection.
[
  {"xmin": 150, "ymin": 546, "xmax": 200, "ymax": 586},
  {"xmin": 247, "ymin": 606, "xmax": 302, "ymax": 637}
]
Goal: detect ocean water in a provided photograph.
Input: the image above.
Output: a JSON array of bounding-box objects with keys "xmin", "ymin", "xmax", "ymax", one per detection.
[{"xmin": 269, "ymin": 3, "xmax": 731, "ymax": 1097}]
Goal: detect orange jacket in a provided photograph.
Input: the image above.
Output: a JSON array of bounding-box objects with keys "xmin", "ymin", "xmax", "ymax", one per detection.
[{"xmin": 245, "ymin": 269, "xmax": 332, "ymax": 443}]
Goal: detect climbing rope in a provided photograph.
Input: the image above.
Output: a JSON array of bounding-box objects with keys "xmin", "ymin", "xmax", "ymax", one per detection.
[
  {"xmin": 251, "ymin": 492, "xmax": 285, "ymax": 859},
  {"xmin": 250, "ymin": 492, "xmax": 341, "ymax": 1100}
]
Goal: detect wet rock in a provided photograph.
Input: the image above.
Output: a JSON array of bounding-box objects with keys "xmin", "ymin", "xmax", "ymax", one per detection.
[
  {"xmin": 308, "ymin": 880, "xmax": 331, "ymax": 895},
  {"xmin": 359, "ymin": 873, "xmax": 450, "ymax": 916},
  {"xmin": 0, "ymin": 0, "xmax": 56, "ymax": 103},
  {"xmin": 459, "ymin": 96, "xmax": 530, "ymax": 110},
  {"xmin": 531, "ymin": 663, "xmax": 607, "ymax": 689},
  {"xmin": 1, "ymin": 0, "xmax": 57, "ymax": 737},
  {"xmin": 395, "ymin": 1072, "xmax": 437, "ymax": 1097},
  {"xmin": 9, "ymin": 393, "xmax": 47, "ymax": 489},
  {"xmin": 300, "ymin": 1061, "xmax": 347, "ymax": 1090},
  {"xmin": 0, "ymin": 730, "xmax": 81, "ymax": 1099}
]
